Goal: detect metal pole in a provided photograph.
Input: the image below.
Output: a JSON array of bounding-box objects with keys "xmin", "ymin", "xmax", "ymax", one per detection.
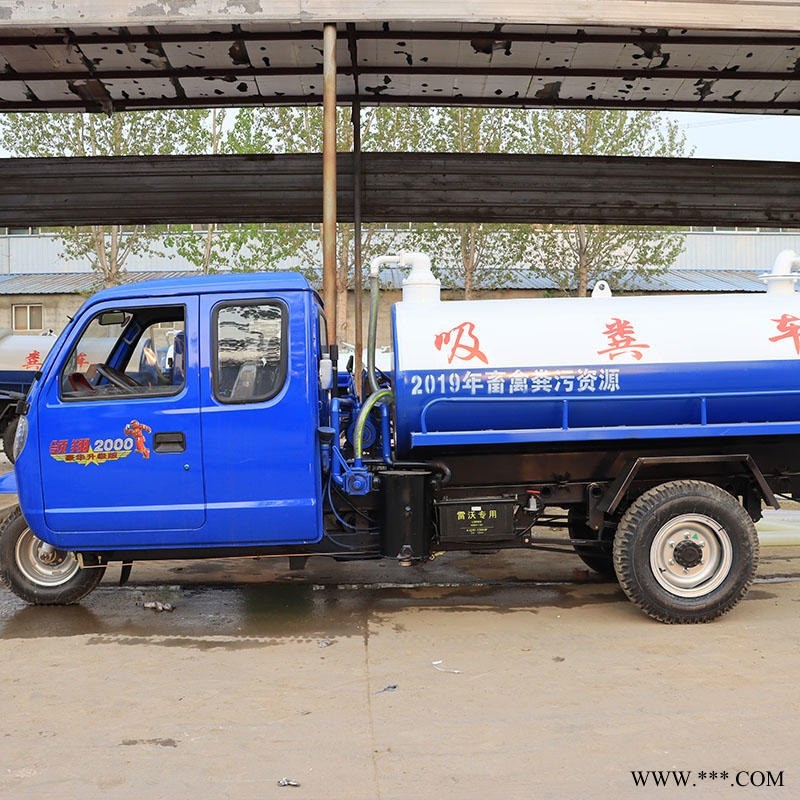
[
  {"xmin": 352, "ymin": 97, "xmax": 363, "ymax": 394},
  {"xmin": 322, "ymin": 22, "xmax": 337, "ymax": 345},
  {"xmin": 347, "ymin": 22, "xmax": 364, "ymax": 395}
]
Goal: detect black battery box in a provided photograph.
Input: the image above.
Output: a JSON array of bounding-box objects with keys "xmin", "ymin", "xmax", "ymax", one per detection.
[{"xmin": 435, "ymin": 496, "xmax": 517, "ymax": 543}]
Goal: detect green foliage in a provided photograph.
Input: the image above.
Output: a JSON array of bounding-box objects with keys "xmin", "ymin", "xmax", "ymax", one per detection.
[
  {"xmin": 0, "ymin": 109, "xmax": 211, "ymax": 287},
  {"xmin": 0, "ymin": 105, "xmax": 688, "ymax": 300},
  {"xmin": 405, "ymin": 108, "xmax": 689, "ymax": 297}
]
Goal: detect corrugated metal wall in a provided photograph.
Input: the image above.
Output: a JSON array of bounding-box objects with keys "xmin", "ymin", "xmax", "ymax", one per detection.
[{"xmin": 673, "ymin": 232, "xmax": 800, "ymax": 270}]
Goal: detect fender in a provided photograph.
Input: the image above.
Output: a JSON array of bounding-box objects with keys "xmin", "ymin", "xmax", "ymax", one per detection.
[{"xmin": 0, "ymin": 470, "xmax": 17, "ymax": 494}]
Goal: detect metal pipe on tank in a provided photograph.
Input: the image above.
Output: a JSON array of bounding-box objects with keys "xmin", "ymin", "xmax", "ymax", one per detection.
[
  {"xmin": 368, "ymin": 253, "xmax": 402, "ymax": 393},
  {"xmin": 322, "ymin": 22, "xmax": 338, "ymax": 345},
  {"xmin": 763, "ymin": 249, "xmax": 800, "ymax": 295}
]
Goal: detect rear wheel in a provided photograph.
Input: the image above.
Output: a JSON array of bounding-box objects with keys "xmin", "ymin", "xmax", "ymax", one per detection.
[
  {"xmin": 0, "ymin": 507, "xmax": 105, "ymax": 604},
  {"xmin": 613, "ymin": 480, "xmax": 758, "ymax": 624},
  {"xmin": 567, "ymin": 507, "xmax": 616, "ymax": 579}
]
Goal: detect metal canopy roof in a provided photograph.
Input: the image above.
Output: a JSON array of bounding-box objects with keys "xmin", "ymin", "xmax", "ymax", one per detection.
[{"xmin": 0, "ymin": 22, "xmax": 798, "ymax": 114}]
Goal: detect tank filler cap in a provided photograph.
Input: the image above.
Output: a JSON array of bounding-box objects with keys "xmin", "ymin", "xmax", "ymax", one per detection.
[
  {"xmin": 763, "ymin": 250, "xmax": 800, "ymax": 295},
  {"xmin": 591, "ymin": 280, "xmax": 612, "ymax": 299}
]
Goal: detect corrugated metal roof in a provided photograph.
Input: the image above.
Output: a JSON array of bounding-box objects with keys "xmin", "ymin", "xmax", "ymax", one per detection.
[
  {"xmin": 482, "ymin": 267, "xmax": 767, "ymax": 293},
  {"xmin": 0, "ymin": 23, "xmax": 798, "ymax": 114},
  {"xmin": 0, "ymin": 271, "xmax": 192, "ymax": 295},
  {"xmin": 0, "ymin": 267, "xmax": 769, "ymax": 295}
]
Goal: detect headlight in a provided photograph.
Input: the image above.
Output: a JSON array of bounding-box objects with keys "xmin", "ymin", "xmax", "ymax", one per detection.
[{"xmin": 13, "ymin": 416, "xmax": 28, "ymax": 461}]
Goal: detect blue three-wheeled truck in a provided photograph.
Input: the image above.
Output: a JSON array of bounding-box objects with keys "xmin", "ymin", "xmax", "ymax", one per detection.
[{"xmin": 3, "ymin": 250, "xmax": 800, "ymax": 624}]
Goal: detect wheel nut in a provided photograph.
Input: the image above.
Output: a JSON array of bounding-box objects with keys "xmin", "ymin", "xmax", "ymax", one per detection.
[
  {"xmin": 668, "ymin": 541, "xmax": 675, "ymax": 548},
  {"xmin": 668, "ymin": 559, "xmax": 674, "ymax": 565}
]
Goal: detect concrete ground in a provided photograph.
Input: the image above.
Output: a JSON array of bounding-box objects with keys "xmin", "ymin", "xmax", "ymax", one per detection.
[{"xmin": 0, "ymin": 475, "xmax": 798, "ymax": 799}]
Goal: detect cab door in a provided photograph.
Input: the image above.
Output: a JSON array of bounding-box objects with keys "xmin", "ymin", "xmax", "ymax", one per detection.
[
  {"xmin": 198, "ymin": 292, "xmax": 323, "ymax": 546},
  {"xmin": 38, "ymin": 297, "xmax": 205, "ymax": 546}
]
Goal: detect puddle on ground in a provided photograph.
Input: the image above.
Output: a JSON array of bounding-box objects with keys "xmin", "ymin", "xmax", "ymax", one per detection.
[
  {"xmin": 0, "ymin": 579, "xmax": 628, "ymax": 645},
  {"xmin": 1, "ymin": 570, "xmax": 791, "ymax": 646}
]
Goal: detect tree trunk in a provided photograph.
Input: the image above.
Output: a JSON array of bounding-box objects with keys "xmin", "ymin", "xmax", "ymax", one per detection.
[{"xmin": 576, "ymin": 224, "xmax": 589, "ymax": 297}]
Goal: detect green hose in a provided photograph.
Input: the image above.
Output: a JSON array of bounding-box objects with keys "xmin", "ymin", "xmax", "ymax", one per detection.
[
  {"xmin": 367, "ymin": 272, "xmax": 381, "ymax": 394},
  {"xmin": 354, "ymin": 388, "xmax": 393, "ymax": 462}
]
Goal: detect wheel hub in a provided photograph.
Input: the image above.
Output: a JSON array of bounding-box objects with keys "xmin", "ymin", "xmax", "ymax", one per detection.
[
  {"xmin": 649, "ymin": 513, "xmax": 733, "ymax": 598},
  {"xmin": 15, "ymin": 528, "xmax": 81, "ymax": 587},
  {"xmin": 672, "ymin": 539, "xmax": 703, "ymax": 569}
]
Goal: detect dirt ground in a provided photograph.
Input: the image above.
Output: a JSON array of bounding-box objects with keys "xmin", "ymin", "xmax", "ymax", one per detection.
[{"xmin": 1, "ymin": 496, "xmax": 799, "ymax": 800}]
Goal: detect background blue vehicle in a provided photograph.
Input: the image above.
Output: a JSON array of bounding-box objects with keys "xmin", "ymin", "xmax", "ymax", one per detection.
[{"xmin": 2, "ymin": 251, "xmax": 800, "ymax": 624}]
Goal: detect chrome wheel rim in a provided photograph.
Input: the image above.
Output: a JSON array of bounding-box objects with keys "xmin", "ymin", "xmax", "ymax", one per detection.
[
  {"xmin": 14, "ymin": 527, "xmax": 80, "ymax": 587},
  {"xmin": 650, "ymin": 513, "xmax": 733, "ymax": 598}
]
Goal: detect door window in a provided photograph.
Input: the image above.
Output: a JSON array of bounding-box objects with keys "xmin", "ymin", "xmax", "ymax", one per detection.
[
  {"xmin": 60, "ymin": 306, "xmax": 185, "ymax": 400},
  {"xmin": 214, "ymin": 302, "xmax": 286, "ymax": 404}
]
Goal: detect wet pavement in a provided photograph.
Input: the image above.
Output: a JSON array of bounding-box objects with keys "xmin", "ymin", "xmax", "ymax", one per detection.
[{"xmin": 1, "ymin": 461, "xmax": 800, "ymax": 798}]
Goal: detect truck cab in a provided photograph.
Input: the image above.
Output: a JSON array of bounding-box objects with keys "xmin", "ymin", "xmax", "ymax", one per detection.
[{"xmin": 14, "ymin": 273, "xmax": 328, "ymax": 556}]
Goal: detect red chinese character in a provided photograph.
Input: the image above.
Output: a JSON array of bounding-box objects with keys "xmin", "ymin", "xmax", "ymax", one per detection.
[
  {"xmin": 769, "ymin": 314, "xmax": 800, "ymax": 355},
  {"xmin": 76, "ymin": 352, "xmax": 90, "ymax": 370},
  {"xmin": 597, "ymin": 318, "xmax": 650, "ymax": 361},
  {"xmin": 70, "ymin": 438, "xmax": 90, "ymax": 454},
  {"xmin": 49, "ymin": 439, "xmax": 68, "ymax": 455},
  {"xmin": 22, "ymin": 350, "xmax": 42, "ymax": 370},
  {"xmin": 434, "ymin": 322, "xmax": 489, "ymax": 365}
]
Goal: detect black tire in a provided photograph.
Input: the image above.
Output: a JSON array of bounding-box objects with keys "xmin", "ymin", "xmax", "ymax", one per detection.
[
  {"xmin": 613, "ymin": 480, "xmax": 759, "ymax": 624},
  {"xmin": 2, "ymin": 416, "xmax": 18, "ymax": 464},
  {"xmin": 0, "ymin": 507, "xmax": 105, "ymax": 605},
  {"xmin": 567, "ymin": 507, "xmax": 617, "ymax": 580}
]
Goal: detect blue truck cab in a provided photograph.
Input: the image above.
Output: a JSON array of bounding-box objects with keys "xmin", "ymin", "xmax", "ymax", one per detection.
[
  {"xmin": 2, "ymin": 254, "xmax": 799, "ymax": 624},
  {"xmin": 9, "ymin": 273, "xmax": 330, "ymax": 573}
]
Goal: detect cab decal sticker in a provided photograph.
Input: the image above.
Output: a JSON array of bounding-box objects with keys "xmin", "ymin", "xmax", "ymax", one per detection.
[
  {"xmin": 124, "ymin": 420, "xmax": 152, "ymax": 460},
  {"xmin": 49, "ymin": 420, "xmax": 152, "ymax": 465}
]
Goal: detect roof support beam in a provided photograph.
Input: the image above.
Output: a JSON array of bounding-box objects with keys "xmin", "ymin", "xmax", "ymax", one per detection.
[{"xmin": 0, "ymin": 153, "xmax": 797, "ymax": 228}]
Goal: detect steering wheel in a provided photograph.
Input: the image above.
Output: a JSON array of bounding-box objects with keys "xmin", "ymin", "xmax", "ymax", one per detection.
[{"xmin": 94, "ymin": 364, "xmax": 141, "ymax": 390}]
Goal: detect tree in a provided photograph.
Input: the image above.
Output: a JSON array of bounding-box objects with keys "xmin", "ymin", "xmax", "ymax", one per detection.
[
  {"xmin": 406, "ymin": 108, "xmax": 688, "ymax": 298},
  {"xmin": 402, "ymin": 108, "xmax": 520, "ymax": 298},
  {"xmin": 508, "ymin": 109, "xmax": 689, "ymax": 296},
  {"xmin": 218, "ymin": 105, "xmax": 423, "ymax": 340},
  {"xmin": 0, "ymin": 109, "xmax": 212, "ymax": 287}
]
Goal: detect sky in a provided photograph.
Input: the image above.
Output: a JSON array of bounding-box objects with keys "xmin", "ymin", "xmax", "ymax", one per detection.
[{"xmin": 664, "ymin": 112, "xmax": 800, "ymax": 162}]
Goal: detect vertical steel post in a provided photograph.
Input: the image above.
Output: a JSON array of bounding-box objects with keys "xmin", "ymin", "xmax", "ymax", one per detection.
[
  {"xmin": 322, "ymin": 22, "xmax": 338, "ymax": 345},
  {"xmin": 352, "ymin": 94, "xmax": 363, "ymax": 392}
]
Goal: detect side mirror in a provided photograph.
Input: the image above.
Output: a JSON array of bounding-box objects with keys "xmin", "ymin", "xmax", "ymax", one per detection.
[{"xmin": 318, "ymin": 358, "xmax": 334, "ymax": 390}]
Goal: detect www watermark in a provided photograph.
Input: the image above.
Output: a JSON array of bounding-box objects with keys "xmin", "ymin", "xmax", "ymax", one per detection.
[{"xmin": 630, "ymin": 770, "xmax": 784, "ymax": 788}]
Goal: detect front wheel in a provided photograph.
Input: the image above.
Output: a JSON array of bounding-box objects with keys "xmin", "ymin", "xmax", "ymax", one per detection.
[
  {"xmin": 2, "ymin": 416, "xmax": 18, "ymax": 463},
  {"xmin": 0, "ymin": 507, "xmax": 105, "ymax": 604},
  {"xmin": 613, "ymin": 480, "xmax": 759, "ymax": 624}
]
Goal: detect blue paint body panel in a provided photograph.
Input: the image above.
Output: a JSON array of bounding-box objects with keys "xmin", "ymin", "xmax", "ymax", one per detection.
[
  {"xmin": 393, "ymin": 353, "xmax": 800, "ymax": 453},
  {"xmin": 15, "ymin": 272, "xmax": 325, "ymax": 551}
]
